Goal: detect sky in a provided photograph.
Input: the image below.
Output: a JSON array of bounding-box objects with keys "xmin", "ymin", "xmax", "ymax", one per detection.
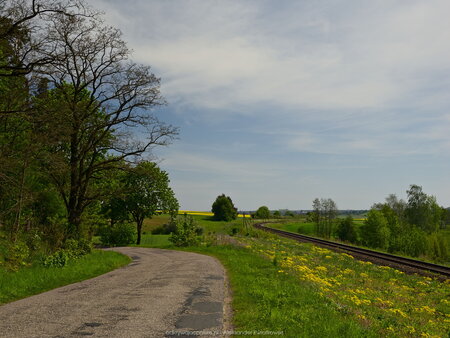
[{"xmin": 89, "ymin": 0, "xmax": 450, "ymax": 211}]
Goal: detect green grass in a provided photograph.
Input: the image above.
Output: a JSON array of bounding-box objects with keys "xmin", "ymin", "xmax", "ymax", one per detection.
[
  {"xmin": 0, "ymin": 250, "xmax": 131, "ymax": 305},
  {"xmin": 177, "ymin": 244, "xmax": 374, "ymax": 337},
  {"xmin": 138, "ymin": 234, "xmax": 171, "ymax": 247},
  {"xmin": 190, "ymin": 215, "xmax": 245, "ymax": 234},
  {"xmin": 270, "ymin": 221, "xmax": 316, "ymax": 235},
  {"xmin": 136, "ymin": 217, "xmax": 450, "ymax": 336},
  {"xmin": 142, "ymin": 214, "xmax": 171, "ymax": 232},
  {"xmin": 236, "ymin": 235, "xmax": 450, "ymax": 337}
]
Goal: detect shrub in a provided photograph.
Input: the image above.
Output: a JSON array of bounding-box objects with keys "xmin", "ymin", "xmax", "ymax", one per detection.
[
  {"xmin": 336, "ymin": 216, "xmax": 357, "ymax": 243},
  {"xmin": 169, "ymin": 215, "xmax": 202, "ymax": 247},
  {"xmin": 361, "ymin": 209, "xmax": 390, "ymax": 250},
  {"xmin": 99, "ymin": 222, "xmax": 136, "ymax": 247},
  {"xmin": 43, "ymin": 250, "xmax": 70, "ymax": 268},
  {"xmin": 426, "ymin": 232, "xmax": 449, "ymax": 262},
  {"xmin": 151, "ymin": 220, "xmax": 177, "ymax": 234},
  {"xmin": 396, "ymin": 226, "xmax": 427, "ymax": 257},
  {"xmin": 2, "ymin": 241, "xmax": 30, "ymax": 271},
  {"xmin": 229, "ymin": 226, "xmax": 239, "ymax": 236},
  {"xmin": 63, "ymin": 238, "xmax": 92, "ymax": 258}
]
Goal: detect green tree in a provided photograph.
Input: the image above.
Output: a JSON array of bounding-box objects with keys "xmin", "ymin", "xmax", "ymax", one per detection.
[
  {"xmin": 272, "ymin": 210, "xmax": 281, "ymax": 218},
  {"xmin": 255, "ymin": 206, "xmax": 270, "ymax": 219},
  {"xmin": 336, "ymin": 216, "xmax": 357, "ymax": 243},
  {"xmin": 312, "ymin": 198, "xmax": 322, "ymax": 234},
  {"xmin": 211, "ymin": 194, "xmax": 237, "ymax": 221},
  {"xmin": 361, "ymin": 209, "xmax": 390, "ymax": 250},
  {"xmin": 29, "ymin": 7, "xmax": 178, "ymax": 237},
  {"xmin": 121, "ymin": 162, "xmax": 178, "ymax": 245},
  {"xmin": 405, "ymin": 185, "xmax": 441, "ymax": 233},
  {"xmin": 313, "ymin": 198, "xmax": 337, "ymax": 238}
]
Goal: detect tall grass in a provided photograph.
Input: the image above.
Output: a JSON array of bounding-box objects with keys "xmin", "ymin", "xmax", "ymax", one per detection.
[{"xmin": 0, "ymin": 250, "xmax": 130, "ymax": 305}]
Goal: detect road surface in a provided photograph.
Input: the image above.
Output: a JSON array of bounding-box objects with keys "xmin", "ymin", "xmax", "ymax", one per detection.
[{"xmin": 0, "ymin": 247, "xmax": 230, "ymax": 337}]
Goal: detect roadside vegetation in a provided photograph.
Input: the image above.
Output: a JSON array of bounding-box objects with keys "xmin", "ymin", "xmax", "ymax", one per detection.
[
  {"xmin": 258, "ymin": 186, "xmax": 450, "ymax": 266},
  {"xmin": 0, "ymin": 249, "xmax": 130, "ymax": 305},
  {"xmin": 136, "ymin": 207, "xmax": 450, "ymax": 337}
]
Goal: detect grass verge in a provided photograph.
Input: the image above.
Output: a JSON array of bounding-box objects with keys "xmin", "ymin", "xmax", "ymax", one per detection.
[
  {"xmin": 0, "ymin": 250, "xmax": 131, "ymax": 305},
  {"xmin": 177, "ymin": 244, "xmax": 374, "ymax": 337}
]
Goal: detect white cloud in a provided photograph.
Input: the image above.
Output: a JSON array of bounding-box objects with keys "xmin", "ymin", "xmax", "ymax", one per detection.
[
  {"xmin": 86, "ymin": 0, "xmax": 450, "ymax": 208},
  {"xmin": 88, "ymin": 0, "xmax": 450, "ymax": 116},
  {"xmin": 161, "ymin": 151, "xmax": 280, "ymax": 183}
]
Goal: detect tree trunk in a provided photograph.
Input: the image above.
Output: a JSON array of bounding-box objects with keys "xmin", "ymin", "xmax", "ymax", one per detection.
[
  {"xmin": 68, "ymin": 209, "xmax": 82, "ymax": 239},
  {"xmin": 136, "ymin": 218, "xmax": 143, "ymax": 245},
  {"xmin": 12, "ymin": 162, "xmax": 27, "ymax": 242}
]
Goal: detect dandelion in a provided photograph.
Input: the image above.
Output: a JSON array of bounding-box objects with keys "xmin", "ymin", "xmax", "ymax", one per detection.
[
  {"xmin": 360, "ymin": 272, "xmax": 369, "ymax": 278},
  {"xmin": 375, "ymin": 297, "xmax": 393, "ymax": 308},
  {"xmin": 415, "ymin": 306, "xmax": 436, "ymax": 314},
  {"xmin": 406, "ymin": 326, "xmax": 415, "ymax": 334},
  {"xmin": 387, "ymin": 308, "xmax": 407, "ymax": 318},
  {"xmin": 316, "ymin": 266, "xmax": 328, "ymax": 273}
]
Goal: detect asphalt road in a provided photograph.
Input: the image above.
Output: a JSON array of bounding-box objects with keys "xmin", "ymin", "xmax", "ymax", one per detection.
[{"xmin": 0, "ymin": 247, "xmax": 230, "ymax": 337}]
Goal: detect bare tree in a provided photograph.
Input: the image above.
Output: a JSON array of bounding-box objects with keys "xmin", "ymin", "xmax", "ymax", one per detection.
[
  {"xmin": 32, "ymin": 11, "xmax": 178, "ymax": 237},
  {"xmin": 0, "ymin": 0, "xmax": 90, "ymax": 77}
]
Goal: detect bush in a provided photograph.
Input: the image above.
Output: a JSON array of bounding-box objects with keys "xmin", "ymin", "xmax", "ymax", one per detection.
[
  {"xmin": 99, "ymin": 222, "xmax": 136, "ymax": 247},
  {"xmin": 229, "ymin": 226, "xmax": 239, "ymax": 236},
  {"xmin": 63, "ymin": 238, "xmax": 92, "ymax": 258},
  {"xmin": 396, "ymin": 226, "xmax": 427, "ymax": 257},
  {"xmin": 2, "ymin": 241, "xmax": 30, "ymax": 271},
  {"xmin": 169, "ymin": 215, "xmax": 202, "ymax": 247},
  {"xmin": 151, "ymin": 220, "xmax": 177, "ymax": 234},
  {"xmin": 336, "ymin": 216, "xmax": 357, "ymax": 243},
  {"xmin": 426, "ymin": 233, "xmax": 449, "ymax": 262},
  {"xmin": 43, "ymin": 250, "xmax": 70, "ymax": 268}
]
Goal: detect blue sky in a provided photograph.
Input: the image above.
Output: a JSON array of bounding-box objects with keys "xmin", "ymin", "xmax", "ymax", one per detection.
[{"xmin": 90, "ymin": 0, "xmax": 450, "ymax": 211}]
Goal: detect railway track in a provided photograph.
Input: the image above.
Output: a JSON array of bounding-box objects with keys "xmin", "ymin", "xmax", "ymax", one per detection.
[{"xmin": 254, "ymin": 223, "xmax": 450, "ymax": 279}]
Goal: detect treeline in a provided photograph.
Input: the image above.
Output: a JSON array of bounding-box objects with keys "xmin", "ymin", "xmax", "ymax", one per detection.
[
  {"xmin": 0, "ymin": 1, "xmax": 178, "ymax": 269},
  {"xmin": 312, "ymin": 185, "xmax": 449, "ymax": 262}
]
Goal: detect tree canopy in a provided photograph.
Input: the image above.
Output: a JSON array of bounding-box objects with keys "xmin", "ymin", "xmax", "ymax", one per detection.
[
  {"xmin": 255, "ymin": 206, "xmax": 270, "ymax": 219},
  {"xmin": 211, "ymin": 194, "xmax": 238, "ymax": 221}
]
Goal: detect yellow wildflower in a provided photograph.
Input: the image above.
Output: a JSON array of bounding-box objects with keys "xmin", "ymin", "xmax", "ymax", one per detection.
[
  {"xmin": 406, "ymin": 326, "xmax": 415, "ymax": 334},
  {"xmin": 415, "ymin": 306, "xmax": 436, "ymax": 314},
  {"xmin": 388, "ymin": 308, "xmax": 407, "ymax": 318},
  {"xmin": 316, "ymin": 266, "xmax": 328, "ymax": 273}
]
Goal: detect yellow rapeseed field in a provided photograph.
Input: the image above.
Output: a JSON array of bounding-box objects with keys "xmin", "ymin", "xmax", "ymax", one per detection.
[{"xmin": 178, "ymin": 210, "xmax": 251, "ymax": 218}]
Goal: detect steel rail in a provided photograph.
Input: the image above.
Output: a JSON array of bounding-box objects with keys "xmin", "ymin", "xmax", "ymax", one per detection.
[{"xmin": 254, "ymin": 223, "xmax": 450, "ymax": 278}]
